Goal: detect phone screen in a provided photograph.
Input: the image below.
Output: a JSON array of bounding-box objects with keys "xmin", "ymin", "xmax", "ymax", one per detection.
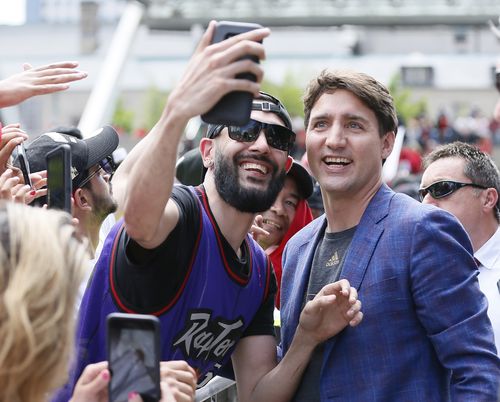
[
  {"xmin": 108, "ymin": 316, "xmax": 160, "ymax": 402},
  {"xmin": 46, "ymin": 145, "xmax": 71, "ymax": 213}
]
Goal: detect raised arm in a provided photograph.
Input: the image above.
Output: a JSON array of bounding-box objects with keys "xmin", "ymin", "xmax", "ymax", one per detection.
[
  {"xmin": 114, "ymin": 21, "xmax": 270, "ymax": 249},
  {"xmin": 232, "ymin": 280, "xmax": 363, "ymax": 402},
  {"xmin": 0, "ymin": 61, "xmax": 87, "ymax": 108}
]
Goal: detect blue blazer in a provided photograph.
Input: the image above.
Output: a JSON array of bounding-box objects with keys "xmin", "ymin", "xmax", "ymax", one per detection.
[{"xmin": 280, "ymin": 184, "xmax": 500, "ymax": 401}]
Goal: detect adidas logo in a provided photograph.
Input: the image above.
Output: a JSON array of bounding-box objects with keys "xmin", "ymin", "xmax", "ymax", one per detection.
[{"xmin": 326, "ymin": 251, "xmax": 339, "ymax": 267}]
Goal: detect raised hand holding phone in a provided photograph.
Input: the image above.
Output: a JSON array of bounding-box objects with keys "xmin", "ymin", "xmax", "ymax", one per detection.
[
  {"xmin": 201, "ymin": 21, "xmax": 264, "ymax": 126},
  {"xmin": 167, "ymin": 21, "xmax": 269, "ymax": 125}
]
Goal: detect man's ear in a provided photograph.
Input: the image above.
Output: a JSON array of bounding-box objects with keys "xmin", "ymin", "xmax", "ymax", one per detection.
[
  {"xmin": 381, "ymin": 131, "xmax": 396, "ymax": 160},
  {"xmin": 285, "ymin": 156, "xmax": 293, "ymax": 173},
  {"xmin": 483, "ymin": 187, "xmax": 499, "ymax": 213},
  {"xmin": 73, "ymin": 188, "xmax": 92, "ymax": 211},
  {"xmin": 199, "ymin": 138, "xmax": 215, "ymax": 169}
]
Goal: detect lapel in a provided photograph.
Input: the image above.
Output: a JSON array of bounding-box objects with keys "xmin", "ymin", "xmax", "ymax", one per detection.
[
  {"xmin": 340, "ymin": 184, "xmax": 393, "ymax": 291},
  {"xmin": 285, "ymin": 216, "xmax": 328, "ymax": 340},
  {"xmin": 322, "ymin": 184, "xmax": 394, "ymax": 364}
]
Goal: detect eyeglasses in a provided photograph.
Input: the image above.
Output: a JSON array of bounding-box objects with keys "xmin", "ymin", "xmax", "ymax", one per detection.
[
  {"xmin": 77, "ymin": 156, "xmax": 116, "ymax": 188},
  {"xmin": 496, "ymin": 70, "xmax": 500, "ymax": 93},
  {"xmin": 219, "ymin": 119, "xmax": 295, "ymax": 152},
  {"xmin": 418, "ymin": 180, "xmax": 487, "ymax": 202}
]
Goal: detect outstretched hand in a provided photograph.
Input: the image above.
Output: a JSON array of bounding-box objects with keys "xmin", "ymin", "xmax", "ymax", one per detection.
[
  {"xmin": 0, "ymin": 61, "xmax": 87, "ymax": 108},
  {"xmin": 299, "ymin": 279, "xmax": 363, "ymax": 345}
]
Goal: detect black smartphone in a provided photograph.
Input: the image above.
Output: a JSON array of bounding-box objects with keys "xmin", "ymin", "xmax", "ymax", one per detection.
[
  {"xmin": 201, "ymin": 21, "xmax": 263, "ymax": 126},
  {"xmin": 107, "ymin": 313, "xmax": 161, "ymax": 402},
  {"xmin": 16, "ymin": 143, "xmax": 33, "ymax": 189},
  {"xmin": 46, "ymin": 144, "xmax": 72, "ymax": 214}
]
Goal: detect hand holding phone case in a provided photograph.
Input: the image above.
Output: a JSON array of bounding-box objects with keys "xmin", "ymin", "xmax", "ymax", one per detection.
[
  {"xmin": 107, "ymin": 313, "xmax": 161, "ymax": 402},
  {"xmin": 201, "ymin": 21, "xmax": 264, "ymax": 126}
]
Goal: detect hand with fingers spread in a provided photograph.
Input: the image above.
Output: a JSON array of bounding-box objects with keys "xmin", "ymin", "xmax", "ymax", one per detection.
[
  {"xmin": 299, "ymin": 279, "xmax": 363, "ymax": 345},
  {"xmin": 0, "ymin": 61, "xmax": 87, "ymax": 108},
  {"xmin": 70, "ymin": 362, "xmax": 110, "ymax": 402}
]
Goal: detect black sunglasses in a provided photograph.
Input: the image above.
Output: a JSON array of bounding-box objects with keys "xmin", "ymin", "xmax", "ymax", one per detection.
[
  {"xmin": 78, "ymin": 156, "xmax": 116, "ymax": 188},
  {"xmin": 419, "ymin": 180, "xmax": 487, "ymax": 202},
  {"xmin": 496, "ymin": 70, "xmax": 500, "ymax": 93},
  {"xmin": 214, "ymin": 119, "xmax": 295, "ymax": 152}
]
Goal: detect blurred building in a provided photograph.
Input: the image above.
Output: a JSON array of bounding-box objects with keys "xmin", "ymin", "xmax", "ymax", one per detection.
[
  {"xmin": 26, "ymin": 0, "xmax": 123, "ymax": 24},
  {"xmin": 0, "ymin": 0, "xmax": 499, "ymax": 138}
]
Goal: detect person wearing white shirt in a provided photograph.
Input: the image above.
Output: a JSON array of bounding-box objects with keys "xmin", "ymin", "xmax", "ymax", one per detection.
[
  {"xmin": 475, "ymin": 227, "xmax": 500, "ymax": 354},
  {"xmin": 420, "ymin": 141, "xmax": 500, "ymax": 354}
]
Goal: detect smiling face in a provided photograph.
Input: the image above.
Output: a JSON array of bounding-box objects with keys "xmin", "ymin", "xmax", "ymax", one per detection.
[
  {"xmin": 255, "ymin": 176, "xmax": 300, "ymax": 249},
  {"xmin": 212, "ymin": 109, "xmax": 291, "ymax": 213},
  {"xmin": 305, "ymin": 90, "xmax": 394, "ymax": 200}
]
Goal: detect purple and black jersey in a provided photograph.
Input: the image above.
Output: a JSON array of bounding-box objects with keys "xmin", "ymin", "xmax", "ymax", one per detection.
[{"xmin": 54, "ymin": 186, "xmax": 273, "ymax": 401}]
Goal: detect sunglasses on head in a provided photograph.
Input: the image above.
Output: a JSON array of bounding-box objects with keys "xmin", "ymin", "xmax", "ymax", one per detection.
[
  {"xmin": 418, "ymin": 180, "xmax": 487, "ymax": 202},
  {"xmin": 215, "ymin": 119, "xmax": 296, "ymax": 152},
  {"xmin": 77, "ymin": 156, "xmax": 116, "ymax": 188}
]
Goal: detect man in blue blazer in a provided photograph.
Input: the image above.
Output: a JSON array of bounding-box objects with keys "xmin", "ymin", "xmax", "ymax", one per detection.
[{"xmin": 279, "ymin": 69, "xmax": 500, "ymax": 401}]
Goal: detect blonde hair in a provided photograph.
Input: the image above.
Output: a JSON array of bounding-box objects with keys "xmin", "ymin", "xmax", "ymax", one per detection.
[{"xmin": 0, "ymin": 202, "xmax": 88, "ymax": 402}]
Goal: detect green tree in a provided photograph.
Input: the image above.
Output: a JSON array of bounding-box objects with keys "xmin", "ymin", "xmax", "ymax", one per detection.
[
  {"xmin": 262, "ymin": 72, "xmax": 305, "ymax": 118},
  {"xmin": 142, "ymin": 86, "xmax": 167, "ymax": 132},
  {"xmin": 112, "ymin": 98, "xmax": 134, "ymax": 134},
  {"xmin": 388, "ymin": 74, "xmax": 427, "ymax": 125}
]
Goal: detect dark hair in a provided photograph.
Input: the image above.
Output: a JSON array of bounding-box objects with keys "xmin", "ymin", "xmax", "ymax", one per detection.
[
  {"xmin": 423, "ymin": 141, "xmax": 500, "ymax": 222},
  {"xmin": 206, "ymin": 91, "xmax": 293, "ymax": 140},
  {"xmin": 303, "ymin": 69, "xmax": 398, "ymax": 137}
]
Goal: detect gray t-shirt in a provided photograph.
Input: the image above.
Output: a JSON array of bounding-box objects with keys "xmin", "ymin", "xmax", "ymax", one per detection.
[{"xmin": 292, "ymin": 225, "xmax": 357, "ymax": 402}]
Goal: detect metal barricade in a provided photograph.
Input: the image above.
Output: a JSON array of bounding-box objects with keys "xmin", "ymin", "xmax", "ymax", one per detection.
[{"xmin": 195, "ymin": 376, "xmax": 238, "ymax": 402}]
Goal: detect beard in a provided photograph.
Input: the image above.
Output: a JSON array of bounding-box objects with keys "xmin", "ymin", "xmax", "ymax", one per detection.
[
  {"xmin": 213, "ymin": 149, "xmax": 286, "ymax": 213},
  {"xmin": 89, "ymin": 183, "xmax": 118, "ymax": 222}
]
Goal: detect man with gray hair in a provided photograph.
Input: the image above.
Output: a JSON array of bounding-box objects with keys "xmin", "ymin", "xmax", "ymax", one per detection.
[{"xmin": 420, "ymin": 141, "xmax": 500, "ymax": 354}]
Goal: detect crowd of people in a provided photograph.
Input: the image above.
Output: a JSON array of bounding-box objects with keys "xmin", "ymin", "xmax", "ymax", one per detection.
[{"xmin": 0, "ymin": 19, "xmax": 499, "ymax": 402}]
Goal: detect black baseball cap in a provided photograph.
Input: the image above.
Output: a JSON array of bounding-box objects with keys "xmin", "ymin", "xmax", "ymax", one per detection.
[
  {"xmin": 206, "ymin": 91, "xmax": 294, "ymax": 139},
  {"xmin": 287, "ymin": 160, "xmax": 313, "ymax": 199},
  {"xmin": 175, "ymin": 148, "xmax": 204, "ymax": 186},
  {"xmin": 21, "ymin": 126, "xmax": 119, "ymax": 188},
  {"xmin": 175, "ymin": 148, "xmax": 313, "ymax": 199}
]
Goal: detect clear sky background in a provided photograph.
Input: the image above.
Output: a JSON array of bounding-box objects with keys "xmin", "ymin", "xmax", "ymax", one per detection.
[{"xmin": 0, "ymin": 0, "xmax": 26, "ymax": 25}]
